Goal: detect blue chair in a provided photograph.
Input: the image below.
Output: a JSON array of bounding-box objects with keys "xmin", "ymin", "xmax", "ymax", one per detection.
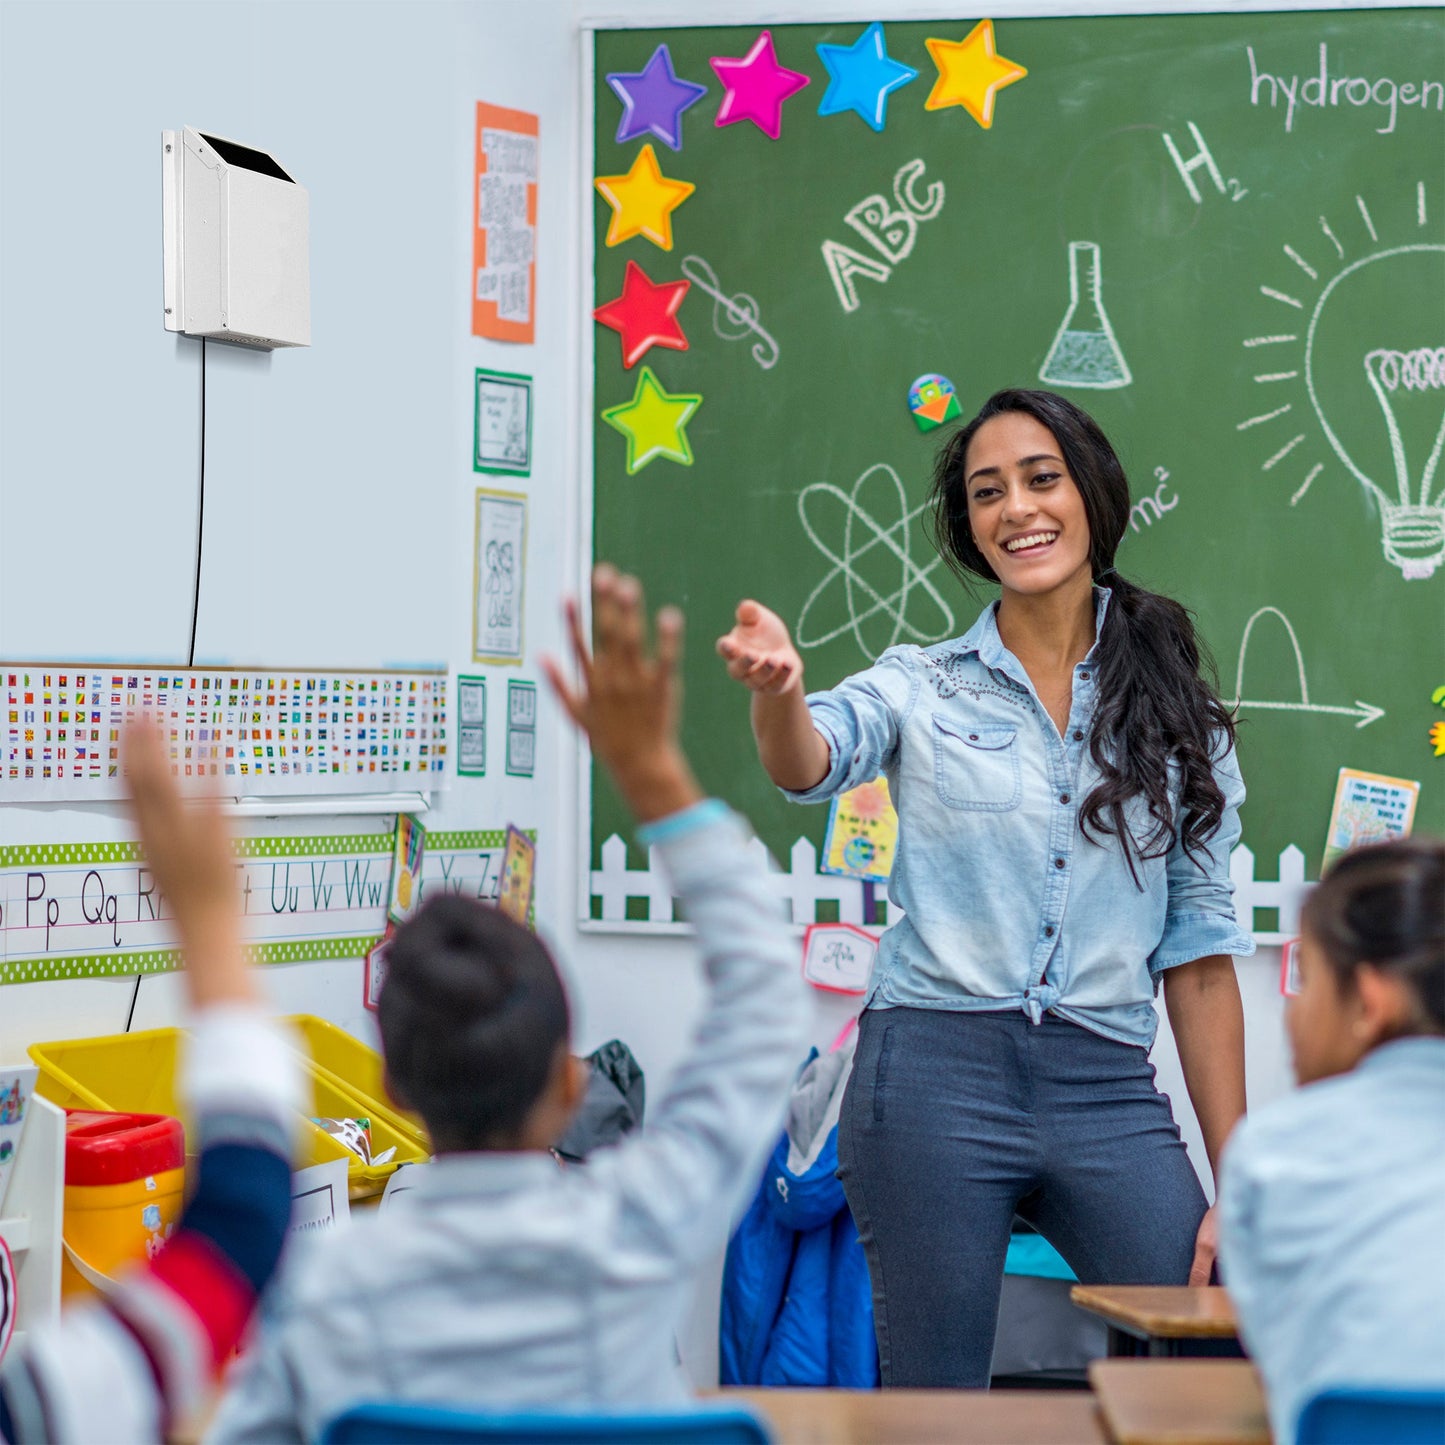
[
  {"xmin": 318, "ymin": 1401, "xmax": 773, "ymax": 1445},
  {"xmin": 1295, "ymin": 1387, "xmax": 1445, "ymax": 1444}
]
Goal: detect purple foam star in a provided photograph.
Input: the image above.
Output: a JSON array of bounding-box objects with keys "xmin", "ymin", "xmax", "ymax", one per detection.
[{"xmin": 607, "ymin": 44, "xmax": 708, "ymax": 152}]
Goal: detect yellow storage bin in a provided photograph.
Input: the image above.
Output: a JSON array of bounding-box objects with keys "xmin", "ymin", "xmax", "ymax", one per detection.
[
  {"xmin": 62, "ymin": 1109, "xmax": 186, "ymax": 1300},
  {"xmin": 284, "ymin": 1014, "xmax": 431, "ymax": 1154},
  {"xmin": 30, "ymin": 1026, "xmax": 357, "ymax": 1184}
]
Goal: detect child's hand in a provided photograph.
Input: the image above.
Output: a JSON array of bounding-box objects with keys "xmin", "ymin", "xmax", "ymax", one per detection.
[
  {"xmin": 543, "ymin": 565, "xmax": 702, "ymax": 824},
  {"xmin": 125, "ymin": 718, "xmax": 255, "ymax": 1009},
  {"xmin": 716, "ymin": 600, "xmax": 804, "ymax": 696}
]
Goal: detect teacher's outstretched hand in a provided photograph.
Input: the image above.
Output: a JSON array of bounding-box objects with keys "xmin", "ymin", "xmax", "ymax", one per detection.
[{"xmin": 717, "ymin": 601, "xmax": 829, "ymax": 793}]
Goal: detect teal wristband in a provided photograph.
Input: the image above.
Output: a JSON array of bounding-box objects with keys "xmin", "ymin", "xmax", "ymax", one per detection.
[{"xmin": 635, "ymin": 797, "xmax": 731, "ymax": 847}]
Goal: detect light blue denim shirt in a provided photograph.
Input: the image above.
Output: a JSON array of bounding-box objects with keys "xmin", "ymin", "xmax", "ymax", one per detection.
[
  {"xmin": 785, "ymin": 593, "xmax": 1254, "ymax": 1048},
  {"xmin": 1219, "ymin": 1039, "xmax": 1445, "ymax": 1442}
]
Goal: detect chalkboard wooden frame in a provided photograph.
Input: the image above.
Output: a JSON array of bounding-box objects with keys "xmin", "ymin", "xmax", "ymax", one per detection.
[{"xmin": 578, "ymin": 7, "xmax": 1445, "ymax": 934}]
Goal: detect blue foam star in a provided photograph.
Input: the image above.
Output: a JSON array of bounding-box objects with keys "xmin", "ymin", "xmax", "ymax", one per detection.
[
  {"xmin": 816, "ymin": 22, "xmax": 918, "ymax": 132},
  {"xmin": 607, "ymin": 44, "xmax": 708, "ymax": 152}
]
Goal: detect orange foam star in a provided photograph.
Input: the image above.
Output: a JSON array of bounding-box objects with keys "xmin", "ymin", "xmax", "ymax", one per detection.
[
  {"xmin": 594, "ymin": 143, "xmax": 696, "ymax": 251},
  {"xmin": 924, "ymin": 20, "xmax": 1027, "ymax": 129}
]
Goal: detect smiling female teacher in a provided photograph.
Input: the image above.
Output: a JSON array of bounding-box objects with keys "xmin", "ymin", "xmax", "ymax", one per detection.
[{"xmin": 717, "ymin": 389, "xmax": 1253, "ymax": 1388}]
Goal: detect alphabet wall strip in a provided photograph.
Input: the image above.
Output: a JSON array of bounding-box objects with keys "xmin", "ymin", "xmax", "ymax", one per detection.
[
  {"xmin": 2, "ymin": 665, "xmax": 448, "ymax": 803},
  {"xmin": 0, "ymin": 828, "xmax": 531, "ymax": 986}
]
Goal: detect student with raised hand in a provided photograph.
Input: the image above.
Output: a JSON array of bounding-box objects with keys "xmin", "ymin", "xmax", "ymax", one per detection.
[
  {"xmin": 718, "ymin": 389, "xmax": 1254, "ymax": 1388},
  {"xmin": 206, "ymin": 566, "xmax": 809, "ymax": 1443},
  {"xmin": 1219, "ymin": 837, "xmax": 1445, "ymax": 1443},
  {"xmin": 0, "ymin": 721, "xmax": 304, "ymax": 1445}
]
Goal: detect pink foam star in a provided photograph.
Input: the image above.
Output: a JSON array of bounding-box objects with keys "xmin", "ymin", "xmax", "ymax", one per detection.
[{"xmin": 710, "ymin": 30, "xmax": 811, "ymax": 140}]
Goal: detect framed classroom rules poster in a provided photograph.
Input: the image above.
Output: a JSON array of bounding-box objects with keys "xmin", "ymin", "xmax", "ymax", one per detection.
[
  {"xmin": 473, "ymin": 489, "xmax": 527, "ymax": 665},
  {"xmin": 474, "ymin": 368, "xmax": 533, "ymax": 476}
]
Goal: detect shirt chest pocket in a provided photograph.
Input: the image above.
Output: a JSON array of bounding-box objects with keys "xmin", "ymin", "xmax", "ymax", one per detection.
[{"xmin": 932, "ymin": 718, "xmax": 1021, "ymax": 811}]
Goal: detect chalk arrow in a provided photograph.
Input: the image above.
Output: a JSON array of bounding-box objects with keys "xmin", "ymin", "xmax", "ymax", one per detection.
[{"xmin": 1229, "ymin": 698, "xmax": 1386, "ymax": 729}]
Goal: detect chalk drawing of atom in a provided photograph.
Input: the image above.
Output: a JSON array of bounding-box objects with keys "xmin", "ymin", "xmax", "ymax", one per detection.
[{"xmin": 796, "ymin": 462, "xmax": 957, "ymax": 661}]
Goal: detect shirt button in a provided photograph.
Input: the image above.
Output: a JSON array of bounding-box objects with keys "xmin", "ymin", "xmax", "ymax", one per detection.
[
  {"xmin": 1060, "ymin": 793, "xmax": 1070, "ymax": 804},
  {"xmin": 1080, "ymin": 671, "xmax": 1091, "ymax": 681},
  {"xmin": 1072, "ymin": 730, "xmax": 1084, "ymax": 741},
  {"xmin": 1054, "ymin": 857, "xmax": 1066, "ymax": 869},
  {"xmin": 1044, "ymin": 925, "xmax": 1055, "ymax": 938},
  {"xmin": 968, "ymin": 733, "xmax": 978, "ymax": 741}
]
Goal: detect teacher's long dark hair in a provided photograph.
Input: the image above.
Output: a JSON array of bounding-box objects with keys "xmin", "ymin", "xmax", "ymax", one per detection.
[{"xmin": 929, "ymin": 388, "xmax": 1237, "ymax": 881}]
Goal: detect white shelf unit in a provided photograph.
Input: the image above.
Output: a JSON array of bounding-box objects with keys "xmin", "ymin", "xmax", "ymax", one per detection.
[{"xmin": 0, "ymin": 1092, "xmax": 64, "ymax": 1351}]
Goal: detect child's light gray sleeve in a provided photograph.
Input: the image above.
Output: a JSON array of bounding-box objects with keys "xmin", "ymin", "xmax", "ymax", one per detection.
[{"xmin": 592, "ymin": 801, "xmax": 809, "ymax": 1273}]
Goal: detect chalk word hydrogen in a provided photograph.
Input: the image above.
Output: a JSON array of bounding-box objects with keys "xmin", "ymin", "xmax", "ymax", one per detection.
[
  {"xmin": 1246, "ymin": 43, "xmax": 1443, "ymax": 135},
  {"xmin": 822, "ymin": 160, "xmax": 945, "ymax": 314}
]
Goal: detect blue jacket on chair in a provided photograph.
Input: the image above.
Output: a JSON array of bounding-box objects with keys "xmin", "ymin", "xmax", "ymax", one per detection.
[{"xmin": 719, "ymin": 1036, "xmax": 878, "ymax": 1388}]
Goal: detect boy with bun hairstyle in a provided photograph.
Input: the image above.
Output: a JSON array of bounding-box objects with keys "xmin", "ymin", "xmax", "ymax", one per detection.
[{"xmin": 209, "ymin": 567, "xmax": 810, "ymax": 1443}]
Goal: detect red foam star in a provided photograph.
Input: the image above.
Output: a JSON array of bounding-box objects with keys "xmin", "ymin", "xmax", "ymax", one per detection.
[{"xmin": 593, "ymin": 260, "xmax": 690, "ymax": 369}]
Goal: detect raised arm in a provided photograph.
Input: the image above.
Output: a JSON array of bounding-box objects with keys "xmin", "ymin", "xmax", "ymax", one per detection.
[
  {"xmin": 0, "ymin": 721, "xmax": 302, "ymax": 1445},
  {"xmin": 544, "ymin": 568, "xmax": 809, "ymax": 1269},
  {"xmin": 716, "ymin": 600, "xmax": 829, "ymax": 792}
]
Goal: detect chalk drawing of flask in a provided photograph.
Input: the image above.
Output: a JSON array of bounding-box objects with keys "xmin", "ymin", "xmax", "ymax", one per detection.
[{"xmin": 1039, "ymin": 241, "xmax": 1132, "ymax": 390}]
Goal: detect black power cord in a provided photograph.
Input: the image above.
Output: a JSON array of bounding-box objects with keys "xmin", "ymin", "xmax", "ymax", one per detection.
[{"xmin": 126, "ymin": 337, "xmax": 206, "ymax": 1032}]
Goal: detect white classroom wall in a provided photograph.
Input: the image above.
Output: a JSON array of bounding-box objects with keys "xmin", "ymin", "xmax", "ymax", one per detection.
[{"xmin": 0, "ymin": 0, "xmax": 1420, "ymax": 1391}]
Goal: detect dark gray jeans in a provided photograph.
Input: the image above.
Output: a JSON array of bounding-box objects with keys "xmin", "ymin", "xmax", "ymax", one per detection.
[{"xmin": 837, "ymin": 1006, "xmax": 1207, "ymax": 1388}]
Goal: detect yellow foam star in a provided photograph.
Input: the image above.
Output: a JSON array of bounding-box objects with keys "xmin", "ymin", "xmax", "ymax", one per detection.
[
  {"xmin": 594, "ymin": 144, "xmax": 696, "ymax": 251},
  {"xmin": 924, "ymin": 20, "xmax": 1027, "ymax": 129},
  {"xmin": 601, "ymin": 366, "xmax": 702, "ymax": 473}
]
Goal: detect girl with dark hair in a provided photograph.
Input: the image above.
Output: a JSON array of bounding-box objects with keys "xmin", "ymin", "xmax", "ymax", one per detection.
[
  {"xmin": 717, "ymin": 388, "xmax": 1254, "ymax": 1387},
  {"xmin": 1220, "ymin": 837, "xmax": 1445, "ymax": 1443}
]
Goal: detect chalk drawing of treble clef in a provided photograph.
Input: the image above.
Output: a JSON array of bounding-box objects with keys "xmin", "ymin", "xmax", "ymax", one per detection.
[{"xmin": 679, "ymin": 255, "xmax": 780, "ymax": 371}]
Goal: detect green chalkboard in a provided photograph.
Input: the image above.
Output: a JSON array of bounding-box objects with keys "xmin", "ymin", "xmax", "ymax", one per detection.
[{"xmin": 589, "ymin": 11, "xmax": 1445, "ymax": 921}]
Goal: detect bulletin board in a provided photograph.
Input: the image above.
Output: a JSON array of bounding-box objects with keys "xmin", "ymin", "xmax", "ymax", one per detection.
[{"xmin": 586, "ymin": 11, "xmax": 1445, "ymax": 925}]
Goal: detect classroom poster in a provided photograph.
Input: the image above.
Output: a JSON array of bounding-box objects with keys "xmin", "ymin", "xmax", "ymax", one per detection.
[
  {"xmin": 0, "ymin": 1067, "xmax": 37, "ymax": 1213},
  {"xmin": 0, "ymin": 827, "xmax": 532, "ymax": 986},
  {"xmin": 387, "ymin": 814, "xmax": 426, "ymax": 926},
  {"xmin": 457, "ymin": 675, "xmax": 487, "ymax": 777},
  {"xmin": 474, "ymin": 491, "xmax": 527, "ymax": 665},
  {"xmin": 820, "ymin": 776, "xmax": 898, "ymax": 883},
  {"xmin": 363, "ymin": 930, "xmax": 393, "ymax": 1013},
  {"xmin": 472, "ymin": 102, "xmax": 538, "ymax": 343},
  {"xmin": 506, "ymin": 680, "xmax": 536, "ymax": 778},
  {"xmin": 497, "ymin": 826, "xmax": 537, "ymax": 926},
  {"xmin": 474, "ymin": 369, "xmax": 533, "ymax": 476},
  {"xmin": 1322, "ymin": 767, "xmax": 1420, "ymax": 872},
  {"xmin": 1279, "ymin": 937, "xmax": 1302, "ymax": 998},
  {"xmin": 0, "ymin": 665, "xmax": 447, "ymax": 804}
]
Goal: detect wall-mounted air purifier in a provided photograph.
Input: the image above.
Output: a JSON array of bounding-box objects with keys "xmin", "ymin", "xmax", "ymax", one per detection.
[{"xmin": 161, "ymin": 127, "xmax": 310, "ymax": 350}]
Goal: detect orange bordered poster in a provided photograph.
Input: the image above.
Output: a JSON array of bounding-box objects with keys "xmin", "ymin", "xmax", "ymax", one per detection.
[{"xmin": 472, "ymin": 102, "xmax": 538, "ymax": 343}]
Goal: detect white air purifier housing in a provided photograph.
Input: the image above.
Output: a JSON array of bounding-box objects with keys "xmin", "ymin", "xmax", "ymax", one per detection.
[{"xmin": 162, "ymin": 127, "xmax": 310, "ymax": 350}]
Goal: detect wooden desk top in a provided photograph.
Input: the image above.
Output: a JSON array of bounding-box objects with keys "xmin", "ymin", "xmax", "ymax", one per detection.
[
  {"xmin": 720, "ymin": 1387, "xmax": 1107, "ymax": 1445},
  {"xmin": 1070, "ymin": 1285, "xmax": 1238, "ymax": 1338},
  {"xmin": 1089, "ymin": 1360, "xmax": 1270, "ymax": 1445}
]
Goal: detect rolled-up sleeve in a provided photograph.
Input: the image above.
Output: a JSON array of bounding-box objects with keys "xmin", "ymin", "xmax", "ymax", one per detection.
[
  {"xmin": 780, "ymin": 649, "xmax": 916, "ymax": 806},
  {"xmin": 1146, "ymin": 740, "xmax": 1257, "ymax": 974}
]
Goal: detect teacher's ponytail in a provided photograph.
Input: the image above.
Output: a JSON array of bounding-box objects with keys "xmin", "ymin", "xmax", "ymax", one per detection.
[{"xmin": 929, "ymin": 389, "xmax": 1237, "ymax": 883}]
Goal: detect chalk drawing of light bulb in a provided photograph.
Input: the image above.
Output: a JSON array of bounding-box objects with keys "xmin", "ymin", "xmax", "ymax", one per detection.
[
  {"xmin": 1307, "ymin": 244, "xmax": 1445, "ymax": 579},
  {"xmin": 1039, "ymin": 241, "xmax": 1132, "ymax": 390},
  {"xmin": 1359, "ymin": 344, "xmax": 1445, "ymax": 577}
]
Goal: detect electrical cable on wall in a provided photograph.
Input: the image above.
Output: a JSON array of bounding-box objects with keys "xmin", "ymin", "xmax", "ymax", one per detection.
[{"xmin": 126, "ymin": 338, "xmax": 206, "ymax": 1033}]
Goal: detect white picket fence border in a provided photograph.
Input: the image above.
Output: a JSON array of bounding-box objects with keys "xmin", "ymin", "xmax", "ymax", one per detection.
[{"xmin": 586, "ymin": 835, "xmax": 1310, "ymax": 945}]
